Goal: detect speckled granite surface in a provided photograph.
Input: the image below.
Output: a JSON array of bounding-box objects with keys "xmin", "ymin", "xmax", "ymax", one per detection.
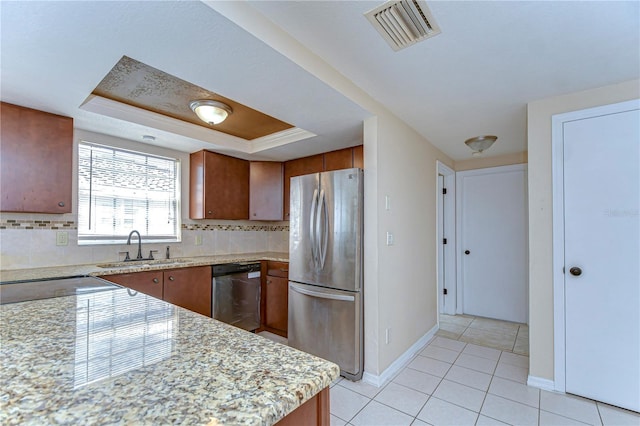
[
  {"xmin": 0, "ymin": 252, "xmax": 288, "ymax": 282},
  {"xmin": 0, "ymin": 286, "xmax": 338, "ymax": 425}
]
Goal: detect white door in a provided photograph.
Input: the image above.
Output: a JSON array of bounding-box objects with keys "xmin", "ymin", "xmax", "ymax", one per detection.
[
  {"xmin": 562, "ymin": 102, "xmax": 639, "ymax": 411},
  {"xmin": 457, "ymin": 165, "xmax": 528, "ymax": 323}
]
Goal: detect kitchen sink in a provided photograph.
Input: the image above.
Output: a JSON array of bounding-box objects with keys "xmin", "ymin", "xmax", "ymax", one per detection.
[{"xmin": 96, "ymin": 259, "xmax": 191, "ymax": 269}]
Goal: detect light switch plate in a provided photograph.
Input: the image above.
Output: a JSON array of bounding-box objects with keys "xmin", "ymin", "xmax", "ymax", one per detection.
[{"xmin": 56, "ymin": 231, "xmax": 68, "ymax": 246}]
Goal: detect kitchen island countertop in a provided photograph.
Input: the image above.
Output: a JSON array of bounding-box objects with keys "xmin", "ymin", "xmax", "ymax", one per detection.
[
  {"xmin": 0, "ymin": 283, "xmax": 338, "ymax": 425},
  {"xmin": 0, "ymin": 252, "xmax": 288, "ymax": 283}
]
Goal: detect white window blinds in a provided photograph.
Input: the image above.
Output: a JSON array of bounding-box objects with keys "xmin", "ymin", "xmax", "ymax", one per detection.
[{"xmin": 78, "ymin": 142, "xmax": 181, "ymax": 244}]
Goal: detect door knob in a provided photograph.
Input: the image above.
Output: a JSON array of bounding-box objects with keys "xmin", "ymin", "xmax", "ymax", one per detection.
[
  {"xmin": 569, "ymin": 267, "xmax": 582, "ymax": 276},
  {"xmin": 464, "ymin": 250, "xmax": 470, "ymax": 255}
]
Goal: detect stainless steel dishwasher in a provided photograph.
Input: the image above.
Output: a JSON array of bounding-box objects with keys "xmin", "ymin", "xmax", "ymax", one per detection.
[{"xmin": 211, "ymin": 262, "xmax": 261, "ymax": 331}]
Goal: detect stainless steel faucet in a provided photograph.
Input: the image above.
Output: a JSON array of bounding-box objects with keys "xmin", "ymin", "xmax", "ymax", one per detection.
[{"xmin": 126, "ymin": 230, "xmax": 143, "ymax": 260}]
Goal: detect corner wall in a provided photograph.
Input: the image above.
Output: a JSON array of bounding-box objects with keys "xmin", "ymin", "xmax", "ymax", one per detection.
[{"xmin": 527, "ymin": 79, "xmax": 640, "ymax": 381}]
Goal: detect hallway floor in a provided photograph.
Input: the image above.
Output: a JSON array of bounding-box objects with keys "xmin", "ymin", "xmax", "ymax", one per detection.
[
  {"xmin": 437, "ymin": 314, "xmax": 529, "ymax": 356},
  {"xmin": 329, "ymin": 335, "xmax": 639, "ymax": 425}
]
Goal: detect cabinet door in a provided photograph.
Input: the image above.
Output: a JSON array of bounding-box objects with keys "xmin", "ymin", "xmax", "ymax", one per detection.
[
  {"xmin": 102, "ymin": 271, "xmax": 163, "ymax": 299},
  {"xmin": 249, "ymin": 161, "xmax": 283, "ymax": 221},
  {"xmin": 283, "ymin": 154, "xmax": 323, "ymax": 220},
  {"xmin": 324, "ymin": 147, "xmax": 354, "ymax": 172},
  {"xmin": 353, "ymin": 145, "xmax": 364, "ymax": 169},
  {"xmin": 190, "ymin": 150, "xmax": 249, "ymax": 220},
  {"xmin": 0, "ymin": 102, "xmax": 73, "ymax": 213},
  {"xmin": 265, "ymin": 275, "xmax": 289, "ymax": 335},
  {"xmin": 163, "ymin": 266, "xmax": 212, "ymax": 317}
]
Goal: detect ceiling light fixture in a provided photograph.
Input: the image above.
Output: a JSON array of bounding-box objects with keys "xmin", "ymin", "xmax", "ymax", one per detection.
[
  {"xmin": 189, "ymin": 100, "xmax": 233, "ymax": 125},
  {"xmin": 465, "ymin": 135, "xmax": 497, "ymax": 156}
]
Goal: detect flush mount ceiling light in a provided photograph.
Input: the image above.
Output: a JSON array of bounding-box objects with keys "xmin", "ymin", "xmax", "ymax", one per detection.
[
  {"xmin": 189, "ymin": 100, "xmax": 233, "ymax": 125},
  {"xmin": 465, "ymin": 135, "xmax": 497, "ymax": 156}
]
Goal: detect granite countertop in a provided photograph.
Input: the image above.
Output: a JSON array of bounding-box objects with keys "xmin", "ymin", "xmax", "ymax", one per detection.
[
  {"xmin": 0, "ymin": 284, "xmax": 338, "ymax": 425},
  {"xmin": 0, "ymin": 252, "xmax": 289, "ymax": 282}
]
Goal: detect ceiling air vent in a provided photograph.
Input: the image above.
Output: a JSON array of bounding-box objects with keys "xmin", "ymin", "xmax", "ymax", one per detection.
[{"xmin": 364, "ymin": 0, "xmax": 441, "ymax": 51}]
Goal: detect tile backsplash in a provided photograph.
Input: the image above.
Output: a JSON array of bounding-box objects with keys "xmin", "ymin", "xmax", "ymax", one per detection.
[{"xmin": 0, "ymin": 213, "xmax": 289, "ymax": 270}]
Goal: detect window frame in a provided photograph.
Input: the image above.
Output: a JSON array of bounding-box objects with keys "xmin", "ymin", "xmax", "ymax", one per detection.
[{"xmin": 77, "ymin": 141, "xmax": 182, "ymax": 246}]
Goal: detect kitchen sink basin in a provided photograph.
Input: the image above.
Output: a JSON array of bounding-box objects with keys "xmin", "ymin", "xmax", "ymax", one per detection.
[{"xmin": 96, "ymin": 259, "xmax": 191, "ymax": 269}]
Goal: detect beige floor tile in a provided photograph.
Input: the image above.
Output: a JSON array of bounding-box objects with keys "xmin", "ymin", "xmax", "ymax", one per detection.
[
  {"xmin": 393, "ymin": 368, "xmax": 442, "ymax": 395},
  {"xmin": 539, "ymin": 410, "xmax": 590, "ymax": 425},
  {"xmin": 462, "ymin": 343, "xmax": 502, "ymax": 361},
  {"xmin": 444, "ymin": 365, "xmax": 492, "ymax": 392},
  {"xmin": 597, "ymin": 402, "xmax": 640, "ymax": 425},
  {"xmin": 433, "ymin": 379, "xmax": 486, "ymax": 412},
  {"xmin": 417, "ymin": 397, "xmax": 479, "ymax": 426},
  {"xmin": 374, "ymin": 382, "xmax": 430, "ymax": 416},
  {"xmin": 408, "ymin": 356, "xmax": 452, "ymax": 378},
  {"xmin": 499, "ymin": 351, "xmax": 529, "ymax": 369},
  {"xmin": 439, "ymin": 322, "xmax": 468, "ymax": 336},
  {"xmin": 330, "ymin": 414, "xmax": 348, "ymax": 426},
  {"xmin": 351, "ymin": 400, "xmax": 414, "ymax": 426},
  {"xmin": 493, "ymin": 362, "xmax": 528, "ymax": 384},
  {"xmin": 330, "ymin": 385, "xmax": 370, "ymax": 422},
  {"xmin": 488, "ymin": 376, "xmax": 540, "ymax": 408},
  {"xmin": 476, "ymin": 415, "xmax": 511, "ymax": 425},
  {"xmin": 454, "ymin": 353, "xmax": 498, "ymax": 375},
  {"xmin": 481, "ymin": 394, "xmax": 539, "ymax": 426},
  {"xmin": 513, "ymin": 338, "xmax": 529, "ymax": 356},
  {"xmin": 459, "ymin": 327, "xmax": 516, "ymax": 352},
  {"xmin": 338, "ymin": 377, "xmax": 383, "ymax": 398},
  {"xmin": 468, "ymin": 317, "xmax": 521, "ymax": 334},
  {"xmin": 440, "ymin": 314, "xmax": 474, "ymax": 327},
  {"xmin": 431, "ymin": 336, "xmax": 467, "ymax": 352},
  {"xmin": 436, "ymin": 329, "xmax": 463, "ymax": 339},
  {"xmin": 540, "ymin": 391, "xmax": 601, "ymax": 425},
  {"xmin": 421, "ymin": 345, "xmax": 461, "ymax": 363}
]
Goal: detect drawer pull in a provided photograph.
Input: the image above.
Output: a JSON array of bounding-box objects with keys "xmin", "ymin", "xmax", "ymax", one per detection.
[
  {"xmin": 152, "ymin": 278, "xmax": 159, "ymax": 283},
  {"xmin": 168, "ymin": 276, "xmax": 175, "ymax": 281}
]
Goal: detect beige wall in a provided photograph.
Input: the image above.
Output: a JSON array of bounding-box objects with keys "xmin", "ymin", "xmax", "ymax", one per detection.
[
  {"xmin": 454, "ymin": 151, "xmax": 527, "ymax": 171},
  {"xmin": 527, "ymin": 79, "xmax": 640, "ymax": 381},
  {"xmin": 364, "ymin": 111, "xmax": 454, "ymax": 374}
]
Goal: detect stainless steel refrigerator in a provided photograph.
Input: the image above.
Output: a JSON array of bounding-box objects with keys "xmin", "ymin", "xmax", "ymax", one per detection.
[{"xmin": 288, "ymin": 168, "xmax": 363, "ymax": 381}]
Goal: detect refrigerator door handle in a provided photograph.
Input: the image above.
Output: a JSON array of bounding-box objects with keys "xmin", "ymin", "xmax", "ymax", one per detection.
[
  {"xmin": 290, "ymin": 283, "xmax": 356, "ymax": 302},
  {"xmin": 319, "ymin": 189, "xmax": 329, "ymax": 269},
  {"xmin": 309, "ymin": 188, "xmax": 319, "ymax": 268}
]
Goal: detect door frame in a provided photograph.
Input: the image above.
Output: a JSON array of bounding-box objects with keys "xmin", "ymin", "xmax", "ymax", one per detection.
[
  {"xmin": 436, "ymin": 161, "xmax": 456, "ymax": 315},
  {"xmin": 455, "ymin": 164, "xmax": 528, "ymax": 317},
  {"xmin": 551, "ymin": 98, "xmax": 640, "ymax": 393}
]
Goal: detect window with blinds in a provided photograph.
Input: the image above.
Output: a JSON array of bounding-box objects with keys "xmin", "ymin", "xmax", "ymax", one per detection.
[{"xmin": 78, "ymin": 142, "xmax": 181, "ymax": 244}]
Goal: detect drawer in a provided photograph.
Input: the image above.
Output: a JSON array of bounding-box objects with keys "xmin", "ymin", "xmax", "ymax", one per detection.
[{"xmin": 267, "ymin": 261, "xmax": 289, "ymax": 277}]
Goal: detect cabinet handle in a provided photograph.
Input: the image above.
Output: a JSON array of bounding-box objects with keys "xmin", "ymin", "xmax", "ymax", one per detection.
[
  {"xmin": 267, "ymin": 280, "xmax": 271, "ymax": 284},
  {"xmin": 208, "ymin": 210, "xmax": 213, "ymax": 215},
  {"xmin": 58, "ymin": 202, "xmax": 65, "ymax": 207},
  {"xmin": 168, "ymin": 276, "xmax": 175, "ymax": 281},
  {"xmin": 253, "ymin": 213, "xmax": 257, "ymax": 216},
  {"xmin": 279, "ymin": 268, "xmax": 288, "ymax": 273},
  {"xmin": 152, "ymin": 278, "xmax": 159, "ymax": 283}
]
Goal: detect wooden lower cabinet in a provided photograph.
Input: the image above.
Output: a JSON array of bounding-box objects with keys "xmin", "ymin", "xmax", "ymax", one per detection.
[
  {"xmin": 103, "ymin": 266, "xmax": 211, "ymax": 316},
  {"xmin": 163, "ymin": 266, "xmax": 212, "ymax": 317},
  {"xmin": 265, "ymin": 275, "xmax": 288, "ymax": 334},
  {"xmin": 102, "ymin": 270, "xmax": 163, "ymax": 299},
  {"xmin": 276, "ymin": 387, "xmax": 329, "ymax": 426},
  {"xmin": 260, "ymin": 261, "xmax": 289, "ymax": 337}
]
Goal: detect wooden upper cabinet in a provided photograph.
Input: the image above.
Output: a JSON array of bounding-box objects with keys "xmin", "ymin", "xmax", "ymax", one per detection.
[
  {"xmin": 353, "ymin": 145, "xmax": 364, "ymax": 169},
  {"xmin": 283, "ymin": 154, "xmax": 324, "ymax": 220},
  {"xmin": 190, "ymin": 150, "xmax": 249, "ymax": 220},
  {"xmin": 0, "ymin": 102, "xmax": 73, "ymax": 213},
  {"xmin": 249, "ymin": 161, "xmax": 283, "ymax": 221},
  {"xmin": 324, "ymin": 147, "xmax": 354, "ymax": 172}
]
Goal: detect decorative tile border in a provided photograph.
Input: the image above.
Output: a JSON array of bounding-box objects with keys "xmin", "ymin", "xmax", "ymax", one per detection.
[
  {"xmin": 182, "ymin": 223, "xmax": 289, "ymax": 232},
  {"xmin": 0, "ymin": 219, "xmax": 289, "ymax": 232},
  {"xmin": 0, "ymin": 219, "xmax": 77, "ymax": 230}
]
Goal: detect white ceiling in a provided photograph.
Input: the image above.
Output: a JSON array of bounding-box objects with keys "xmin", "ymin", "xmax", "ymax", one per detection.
[{"xmin": 2, "ymin": 1, "xmax": 639, "ymax": 161}]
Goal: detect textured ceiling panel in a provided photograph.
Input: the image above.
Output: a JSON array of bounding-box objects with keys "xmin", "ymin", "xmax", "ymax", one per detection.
[{"xmin": 92, "ymin": 56, "xmax": 293, "ymax": 140}]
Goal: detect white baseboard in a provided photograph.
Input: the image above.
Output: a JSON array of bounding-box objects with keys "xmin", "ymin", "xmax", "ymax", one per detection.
[
  {"xmin": 527, "ymin": 375, "xmax": 555, "ymax": 391},
  {"xmin": 362, "ymin": 324, "xmax": 439, "ymax": 388}
]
